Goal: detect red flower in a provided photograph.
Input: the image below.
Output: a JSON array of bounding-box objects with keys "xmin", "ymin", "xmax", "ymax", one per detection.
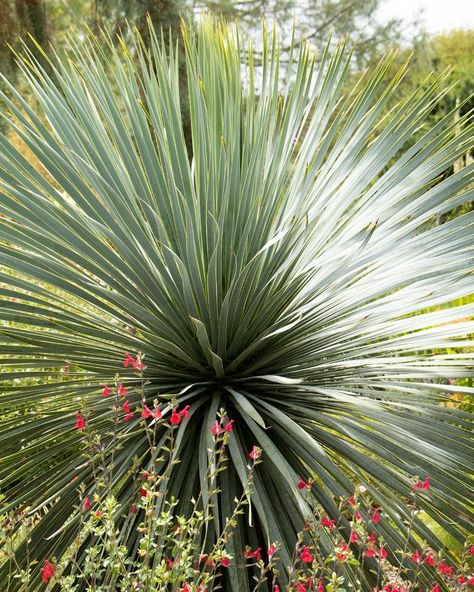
[
  {"xmin": 377, "ymin": 546, "xmax": 388, "ymax": 559},
  {"xmin": 321, "ymin": 516, "xmax": 336, "ymax": 529},
  {"xmin": 122, "ymin": 400, "xmax": 131, "ymax": 414},
  {"xmin": 295, "ymin": 583, "xmax": 307, "ymax": 592},
  {"xmin": 221, "ymin": 557, "xmax": 230, "ymax": 567},
  {"xmin": 211, "ymin": 420, "xmax": 223, "ymax": 436},
  {"xmin": 371, "ymin": 508, "xmax": 381, "ymax": 523},
  {"xmin": 117, "ymin": 383, "xmax": 127, "ymax": 397},
  {"xmin": 225, "ymin": 419, "xmax": 235, "ymax": 433},
  {"xmin": 75, "ymin": 411, "xmax": 85, "ymax": 430},
  {"xmin": 425, "ymin": 552, "xmax": 436, "ymax": 566},
  {"xmin": 337, "ymin": 543, "xmax": 349, "ymax": 561},
  {"xmin": 300, "ymin": 546, "xmax": 313, "ymax": 563},
  {"xmin": 249, "ymin": 446, "xmax": 261, "ymax": 460},
  {"xmin": 459, "ymin": 575, "xmax": 466, "ymax": 584},
  {"xmin": 141, "ymin": 404, "xmax": 161, "ymax": 420},
  {"xmin": 273, "ymin": 586, "xmax": 280, "ymax": 592},
  {"xmin": 413, "ymin": 477, "xmax": 431, "ymax": 491},
  {"xmin": 139, "ymin": 488, "xmax": 148, "ymax": 498},
  {"xmin": 365, "ymin": 548, "xmax": 375, "ymax": 558},
  {"xmin": 41, "ymin": 560, "xmax": 55, "ymax": 584},
  {"xmin": 130, "ymin": 504, "xmax": 138, "ymax": 513},
  {"xmin": 165, "ymin": 558, "xmax": 174, "ymax": 569},
  {"xmin": 469, "ymin": 546, "xmax": 474, "ymax": 554},
  {"xmin": 348, "ymin": 495, "xmax": 357, "ymax": 506},
  {"xmin": 102, "ymin": 384, "xmax": 111, "ymax": 397},
  {"xmin": 170, "ymin": 408, "xmax": 181, "ymax": 425},
  {"xmin": 468, "ymin": 577, "xmax": 474, "ymax": 585},
  {"xmin": 411, "ymin": 550, "xmax": 422, "ymax": 564},
  {"xmin": 297, "ymin": 478, "xmax": 309, "ymax": 490},
  {"xmin": 94, "ymin": 510, "xmax": 102, "ymax": 518},
  {"xmin": 142, "ymin": 404, "xmax": 152, "ymax": 419},
  {"xmin": 268, "ymin": 543, "xmax": 277, "ymax": 559},
  {"xmin": 318, "ymin": 582, "xmax": 325, "ymax": 592},
  {"xmin": 123, "ymin": 352, "xmax": 145, "ymax": 370},
  {"xmin": 84, "ymin": 498, "xmax": 91, "ymax": 511},
  {"xmin": 179, "ymin": 405, "xmax": 190, "ymax": 419},
  {"xmin": 243, "ymin": 547, "xmax": 262, "ymax": 561},
  {"xmin": 354, "ymin": 510, "xmax": 363, "ymax": 521},
  {"xmin": 432, "ymin": 585, "xmax": 440, "ymax": 592},
  {"xmin": 181, "ymin": 584, "xmax": 191, "ymax": 592},
  {"xmin": 349, "ymin": 531, "xmax": 358, "ymax": 543},
  {"xmin": 123, "ymin": 412, "xmax": 134, "ymax": 422},
  {"xmin": 437, "ymin": 561, "xmax": 454, "ymax": 578},
  {"xmin": 367, "ymin": 532, "xmax": 377, "ymax": 543}
]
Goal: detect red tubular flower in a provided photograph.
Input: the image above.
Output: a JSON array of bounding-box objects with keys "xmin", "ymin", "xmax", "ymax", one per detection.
[
  {"xmin": 349, "ymin": 531, "xmax": 358, "ymax": 543},
  {"xmin": 459, "ymin": 575, "xmax": 466, "ymax": 584},
  {"xmin": 321, "ymin": 516, "xmax": 336, "ymax": 529},
  {"xmin": 41, "ymin": 560, "xmax": 55, "ymax": 584},
  {"xmin": 123, "ymin": 412, "xmax": 134, "ymax": 422},
  {"xmin": 348, "ymin": 495, "xmax": 357, "ymax": 506},
  {"xmin": 425, "ymin": 552, "xmax": 436, "ymax": 566},
  {"xmin": 151, "ymin": 406, "xmax": 162, "ymax": 419},
  {"xmin": 181, "ymin": 584, "xmax": 191, "ymax": 592},
  {"xmin": 432, "ymin": 585, "xmax": 440, "ymax": 592},
  {"xmin": 411, "ymin": 550, "xmax": 422, "ymax": 564},
  {"xmin": 297, "ymin": 478, "xmax": 309, "ymax": 490},
  {"xmin": 102, "ymin": 384, "xmax": 111, "ymax": 397},
  {"xmin": 139, "ymin": 488, "xmax": 148, "ymax": 498},
  {"xmin": 268, "ymin": 543, "xmax": 277, "ymax": 559},
  {"xmin": 123, "ymin": 353, "xmax": 134, "ymax": 368},
  {"xmin": 371, "ymin": 508, "xmax": 381, "ymax": 523},
  {"xmin": 75, "ymin": 411, "xmax": 85, "ymax": 430},
  {"xmin": 165, "ymin": 558, "xmax": 174, "ymax": 569},
  {"xmin": 468, "ymin": 577, "xmax": 474, "ymax": 585},
  {"xmin": 367, "ymin": 532, "xmax": 377, "ymax": 543},
  {"xmin": 318, "ymin": 582, "xmax": 325, "ymax": 592},
  {"xmin": 377, "ymin": 546, "xmax": 388, "ymax": 559},
  {"xmin": 94, "ymin": 510, "xmax": 102, "ymax": 518},
  {"xmin": 179, "ymin": 405, "xmax": 190, "ymax": 419},
  {"xmin": 170, "ymin": 408, "xmax": 181, "ymax": 425},
  {"xmin": 243, "ymin": 547, "xmax": 262, "ymax": 561},
  {"xmin": 421, "ymin": 477, "xmax": 431, "ymax": 490},
  {"xmin": 249, "ymin": 446, "xmax": 261, "ymax": 460},
  {"xmin": 225, "ymin": 419, "xmax": 235, "ymax": 432},
  {"xmin": 221, "ymin": 557, "xmax": 230, "ymax": 567},
  {"xmin": 130, "ymin": 504, "xmax": 138, "ymax": 514},
  {"xmin": 437, "ymin": 561, "xmax": 454, "ymax": 578},
  {"xmin": 122, "ymin": 400, "xmax": 131, "ymax": 414},
  {"xmin": 273, "ymin": 586, "xmax": 280, "ymax": 592},
  {"xmin": 470, "ymin": 546, "xmax": 474, "ymax": 554},
  {"xmin": 84, "ymin": 497, "xmax": 91, "ymax": 510},
  {"xmin": 365, "ymin": 548, "xmax": 375, "ymax": 558},
  {"xmin": 300, "ymin": 546, "xmax": 313, "ymax": 563},
  {"xmin": 117, "ymin": 383, "xmax": 127, "ymax": 397},
  {"xmin": 354, "ymin": 510, "xmax": 363, "ymax": 521},
  {"xmin": 295, "ymin": 583, "xmax": 307, "ymax": 592},
  {"xmin": 141, "ymin": 404, "xmax": 152, "ymax": 419},
  {"xmin": 211, "ymin": 420, "xmax": 223, "ymax": 436},
  {"xmin": 336, "ymin": 543, "xmax": 349, "ymax": 561}
]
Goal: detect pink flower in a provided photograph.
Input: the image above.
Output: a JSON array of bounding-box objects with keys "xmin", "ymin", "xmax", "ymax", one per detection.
[
  {"xmin": 432, "ymin": 585, "xmax": 440, "ymax": 592},
  {"xmin": 41, "ymin": 560, "xmax": 55, "ymax": 584},
  {"xmin": 181, "ymin": 584, "xmax": 191, "ymax": 592},
  {"xmin": 84, "ymin": 498, "xmax": 91, "ymax": 511},
  {"xmin": 75, "ymin": 411, "xmax": 85, "ymax": 430},
  {"xmin": 102, "ymin": 384, "xmax": 111, "ymax": 397},
  {"xmin": 413, "ymin": 477, "xmax": 431, "ymax": 491},
  {"xmin": 123, "ymin": 412, "xmax": 134, "ymax": 422},
  {"xmin": 367, "ymin": 532, "xmax": 377, "ymax": 543},
  {"xmin": 273, "ymin": 586, "xmax": 280, "ymax": 592},
  {"xmin": 365, "ymin": 547, "xmax": 375, "ymax": 558},
  {"xmin": 295, "ymin": 583, "xmax": 307, "ymax": 592},
  {"xmin": 318, "ymin": 582, "xmax": 325, "ymax": 592},
  {"xmin": 377, "ymin": 546, "xmax": 388, "ymax": 559},
  {"xmin": 221, "ymin": 557, "xmax": 230, "ymax": 567},
  {"xmin": 349, "ymin": 531, "xmax": 358, "ymax": 543},
  {"xmin": 354, "ymin": 510, "xmax": 363, "ymax": 521},
  {"xmin": 268, "ymin": 543, "xmax": 277, "ymax": 559},
  {"xmin": 371, "ymin": 508, "xmax": 381, "ymax": 523},
  {"xmin": 225, "ymin": 419, "xmax": 235, "ymax": 432},
  {"xmin": 411, "ymin": 550, "xmax": 422, "ymax": 564},
  {"xmin": 123, "ymin": 352, "xmax": 145, "ymax": 370},
  {"xmin": 297, "ymin": 478, "xmax": 309, "ymax": 490},
  {"xmin": 122, "ymin": 400, "xmax": 131, "ymax": 414},
  {"xmin": 468, "ymin": 577, "xmax": 474, "ymax": 585},
  {"xmin": 425, "ymin": 552, "xmax": 436, "ymax": 566},
  {"xmin": 170, "ymin": 408, "xmax": 181, "ymax": 425},
  {"xmin": 211, "ymin": 420, "xmax": 223, "ymax": 436},
  {"xmin": 300, "ymin": 546, "xmax": 313, "ymax": 563},
  {"xmin": 437, "ymin": 561, "xmax": 454, "ymax": 578},
  {"xmin": 117, "ymin": 383, "xmax": 127, "ymax": 397},
  {"xmin": 469, "ymin": 546, "xmax": 474, "ymax": 554},
  {"xmin": 321, "ymin": 516, "xmax": 336, "ymax": 529},
  {"xmin": 249, "ymin": 446, "xmax": 261, "ymax": 460},
  {"xmin": 348, "ymin": 496, "xmax": 357, "ymax": 506}
]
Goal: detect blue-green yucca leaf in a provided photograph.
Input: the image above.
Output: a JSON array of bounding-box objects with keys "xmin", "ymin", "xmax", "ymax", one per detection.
[{"xmin": 0, "ymin": 16, "xmax": 473, "ymax": 590}]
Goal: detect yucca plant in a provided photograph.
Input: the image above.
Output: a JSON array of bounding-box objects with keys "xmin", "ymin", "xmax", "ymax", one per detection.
[{"xmin": 0, "ymin": 17, "xmax": 473, "ymax": 591}]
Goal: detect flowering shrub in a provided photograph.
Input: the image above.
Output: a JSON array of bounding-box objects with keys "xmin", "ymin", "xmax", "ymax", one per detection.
[{"xmin": 1, "ymin": 356, "xmax": 473, "ymax": 591}]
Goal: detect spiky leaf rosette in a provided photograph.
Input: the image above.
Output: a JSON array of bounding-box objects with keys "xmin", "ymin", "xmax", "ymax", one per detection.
[{"xmin": 0, "ymin": 18, "xmax": 473, "ymax": 590}]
